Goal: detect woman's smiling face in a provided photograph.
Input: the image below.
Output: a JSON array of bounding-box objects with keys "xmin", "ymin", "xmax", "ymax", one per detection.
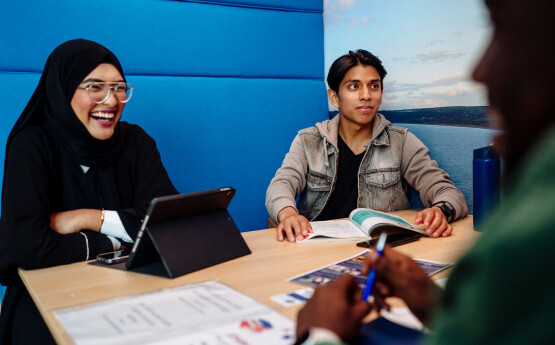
[{"xmin": 70, "ymin": 63, "xmax": 125, "ymax": 140}]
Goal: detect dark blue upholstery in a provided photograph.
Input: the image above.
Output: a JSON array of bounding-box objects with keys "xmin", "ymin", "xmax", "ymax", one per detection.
[{"xmin": 0, "ymin": 0, "xmax": 327, "ymax": 231}]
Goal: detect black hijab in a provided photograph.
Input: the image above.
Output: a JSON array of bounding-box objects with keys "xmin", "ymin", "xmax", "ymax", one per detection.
[
  {"xmin": 6, "ymin": 39, "xmax": 126, "ymax": 168},
  {"xmin": 0, "ymin": 39, "xmax": 178, "ymax": 286}
]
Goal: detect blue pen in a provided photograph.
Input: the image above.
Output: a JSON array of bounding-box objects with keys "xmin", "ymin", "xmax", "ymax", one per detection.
[{"xmin": 362, "ymin": 232, "xmax": 387, "ymax": 301}]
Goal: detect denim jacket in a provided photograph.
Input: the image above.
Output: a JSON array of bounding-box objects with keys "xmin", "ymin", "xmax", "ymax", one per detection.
[{"xmin": 266, "ymin": 114, "xmax": 468, "ymax": 222}]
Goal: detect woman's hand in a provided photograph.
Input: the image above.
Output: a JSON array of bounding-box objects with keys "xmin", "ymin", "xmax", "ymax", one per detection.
[
  {"xmin": 276, "ymin": 207, "xmax": 313, "ymax": 242},
  {"xmin": 363, "ymin": 247, "xmax": 441, "ymax": 326},
  {"xmin": 414, "ymin": 207, "xmax": 453, "ymax": 237},
  {"xmin": 50, "ymin": 209, "xmax": 103, "ymax": 234}
]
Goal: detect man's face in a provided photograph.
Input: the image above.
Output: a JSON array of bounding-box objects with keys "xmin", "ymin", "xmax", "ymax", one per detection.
[
  {"xmin": 328, "ymin": 64, "xmax": 383, "ymax": 128},
  {"xmin": 472, "ymin": 0, "xmax": 555, "ymax": 167}
]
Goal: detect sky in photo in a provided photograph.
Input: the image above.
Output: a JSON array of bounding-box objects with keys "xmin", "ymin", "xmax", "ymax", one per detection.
[{"xmin": 323, "ymin": 0, "xmax": 492, "ymax": 111}]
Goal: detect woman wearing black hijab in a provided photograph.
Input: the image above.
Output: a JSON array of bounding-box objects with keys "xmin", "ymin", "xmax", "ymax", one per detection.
[{"xmin": 0, "ymin": 39, "xmax": 178, "ymax": 343}]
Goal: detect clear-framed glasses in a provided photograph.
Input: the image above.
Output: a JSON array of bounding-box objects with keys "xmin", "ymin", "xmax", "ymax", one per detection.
[{"xmin": 77, "ymin": 82, "xmax": 134, "ymax": 104}]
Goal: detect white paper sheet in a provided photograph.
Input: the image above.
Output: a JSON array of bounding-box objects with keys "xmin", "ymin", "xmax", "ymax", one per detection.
[
  {"xmin": 380, "ymin": 307, "xmax": 424, "ymax": 331},
  {"xmin": 270, "ymin": 288, "xmax": 314, "ymax": 307},
  {"xmin": 54, "ymin": 280, "xmax": 294, "ymax": 345}
]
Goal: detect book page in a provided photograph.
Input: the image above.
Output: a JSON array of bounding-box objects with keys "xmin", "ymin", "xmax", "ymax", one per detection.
[
  {"xmin": 301, "ymin": 219, "xmax": 367, "ymax": 242},
  {"xmin": 349, "ymin": 208, "xmax": 428, "ymax": 237}
]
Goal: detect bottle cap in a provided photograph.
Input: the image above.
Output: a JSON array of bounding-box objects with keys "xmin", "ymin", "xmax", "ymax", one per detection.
[{"xmin": 474, "ymin": 145, "xmax": 499, "ymax": 160}]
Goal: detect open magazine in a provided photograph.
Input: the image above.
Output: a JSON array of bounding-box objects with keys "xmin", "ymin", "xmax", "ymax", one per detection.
[
  {"xmin": 300, "ymin": 208, "xmax": 430, "ymax": 243},
  {"xmin": 288, "ymin": 251, "xmax": 452, "ymax": 288}
]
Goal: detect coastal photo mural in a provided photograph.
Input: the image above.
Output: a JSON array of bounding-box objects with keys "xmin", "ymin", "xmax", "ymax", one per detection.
[{"xmin": 323, "ymin": 0, "xmax": 496, "ymax": 213}]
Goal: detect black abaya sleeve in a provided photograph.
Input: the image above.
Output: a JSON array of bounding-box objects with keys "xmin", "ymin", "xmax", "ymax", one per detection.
[{"xmin": 0, "ymin": 127, "xmax": 113, "ymax": 284}]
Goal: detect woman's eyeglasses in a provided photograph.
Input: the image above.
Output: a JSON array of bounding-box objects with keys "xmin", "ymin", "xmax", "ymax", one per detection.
[{"xmin": 77, "ymin": 82, "xmax": 134, "ymax": 104}]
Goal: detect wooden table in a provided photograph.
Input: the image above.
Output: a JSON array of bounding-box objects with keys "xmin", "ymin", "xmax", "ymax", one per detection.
[{"xmin": 19, "ymin": 210, "xmax": 479, "ymax": 344}]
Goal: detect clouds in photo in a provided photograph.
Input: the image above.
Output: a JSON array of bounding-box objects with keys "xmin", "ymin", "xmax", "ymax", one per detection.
[
  {"xmin": 417, "ymin": 50, "xmax": 466, "ymax": 63},
  {"xmin": 387, "ymin": 75, "xmax": 470, "ymax": 93},
  {"xmin": 324, "ymin": 0, "xmax": 490, "ymax": 110},
  {"xmin": 391, "ymin": 50, "xmax": 467, "ymax": 66},
  {"xmin": 382, "ymin": 76, "xmax": 486, "ymax": 110},
  {"xmin": 324, "ymin": 0, "xmax": 374, "ymax": 27}
]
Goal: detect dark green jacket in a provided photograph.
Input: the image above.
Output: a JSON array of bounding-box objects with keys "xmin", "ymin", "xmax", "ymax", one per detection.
[{"xmin": 430, "ymin": 128, "xmax": 555, "ymax": 344}]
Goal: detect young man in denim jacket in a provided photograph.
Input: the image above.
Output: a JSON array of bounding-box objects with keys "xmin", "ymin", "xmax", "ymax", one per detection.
[{"xmin": 266, "ymin": 50, "xmax": 468, "ymax": 243}]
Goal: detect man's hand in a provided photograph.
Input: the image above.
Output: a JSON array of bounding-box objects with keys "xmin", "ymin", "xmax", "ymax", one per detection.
[
  {"xmin": 50, "ymin": 209, "xmax": 102, "ymax": 234},
  {"xmin": 414, "ymin": 207, "xmax": 453, "ymax": 237},
  {"xmin": 276, "ymin": 207, "xmax": 313, "ymax": 242},
  {"xmin": 363, "ymin": 247, "xmax": 441, "ymax": 326},
  {"xmin": 296, "ymin": 275, "xmax": 372, "ymax": 343}
]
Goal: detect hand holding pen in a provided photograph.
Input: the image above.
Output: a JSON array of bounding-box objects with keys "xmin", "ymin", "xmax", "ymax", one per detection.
[
  {"xmin": 362, "ymin": 232, "xmax": 387, "ymax": 301},
  {"xmin": 362, "ymin": 237, "xmax": 441, "ymax": 325}
]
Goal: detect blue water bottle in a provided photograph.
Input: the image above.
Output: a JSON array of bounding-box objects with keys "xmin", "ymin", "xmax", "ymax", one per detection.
[{"xmin": 473, "ymin": 145, "xmax": 501, "ymax": 230}]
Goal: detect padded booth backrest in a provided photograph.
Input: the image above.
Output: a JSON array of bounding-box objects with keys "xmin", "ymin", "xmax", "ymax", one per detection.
[{"xmin": 0, "ymin": 0, "xmax": 328, "ymax": 231}]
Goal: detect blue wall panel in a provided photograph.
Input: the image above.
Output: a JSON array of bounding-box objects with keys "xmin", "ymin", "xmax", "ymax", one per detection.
[
  {"xmin": 0, "ymin": 73, "xmax": 328, "ymax": 231},
  {"xmin": 0, "ymin": 0, "xmax": 324, "ymax": 79},
  {"xmin": 124, "ymin": 75, "xmax": 328, "ymax": 230},
  {"xmin": 0, "ymin": 1, "xmax": 326, "ymax": 231}
]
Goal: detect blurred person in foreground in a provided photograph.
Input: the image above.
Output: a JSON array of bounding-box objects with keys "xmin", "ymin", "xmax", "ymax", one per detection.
[{"xmin": 295, "ymin": 0, "xmax": 555, "ymax": 344}]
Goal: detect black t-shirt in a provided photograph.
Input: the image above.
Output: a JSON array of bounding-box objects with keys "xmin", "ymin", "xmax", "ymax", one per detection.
[{"xmin": 315, "ymin": 135, "xmax": 365, "ymax": 220}]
